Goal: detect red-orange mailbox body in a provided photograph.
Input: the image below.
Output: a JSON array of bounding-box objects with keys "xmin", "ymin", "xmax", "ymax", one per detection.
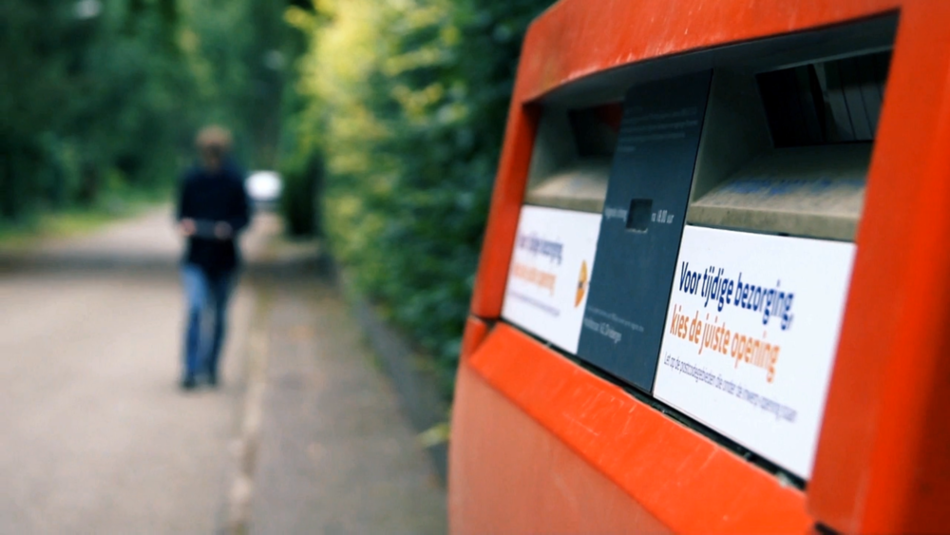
[{"xmin": 449, "ymin": 0, "xmax": 950, "ymax": 533}]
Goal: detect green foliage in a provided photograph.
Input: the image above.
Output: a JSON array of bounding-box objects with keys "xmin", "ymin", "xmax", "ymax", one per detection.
[
  {"xmin": 0, "ymin": 0, "xmax": 294, "ymax": 224},
  {"xmin": 280, "ymin": 153, "xmax": 323, "ymax": 237},
  {"xmin": 286, "ymin": 0, "xmax": 553, "ymax": 383}
]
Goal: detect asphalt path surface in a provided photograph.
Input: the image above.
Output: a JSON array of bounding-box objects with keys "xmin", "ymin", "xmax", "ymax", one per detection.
[
  {"xmin": 0, "ymin": 209, "xmax": 257, "ymax": 533},
  {"xmin": 0, "ymin": 208, "xmax": 447, "ymax": 534}
]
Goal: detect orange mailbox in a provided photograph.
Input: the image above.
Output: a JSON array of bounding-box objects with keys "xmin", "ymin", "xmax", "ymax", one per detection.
[{"xmin": 449, "ymin": 0, "xmax": 950, "ymax": 533}]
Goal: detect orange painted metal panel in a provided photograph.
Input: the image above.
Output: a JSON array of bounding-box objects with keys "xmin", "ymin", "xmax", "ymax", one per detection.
[
  {"xmin": 469, "ymin": 103, "xmax": 539, "ymax": 318},
  {"xmin": 452, "ymin": 324, "xmax": 812, "ymax": 534},
  {"xmin": 515, "ymin": 0, "xmax": 901, "ymax": 103},
  {"xmin": 449, "ymin": 360, "xmax": 671, "ymax": 534},
  {"xmin": 458, "ymin": 0, "xmax": 950, "ymax": 532},
  {"xmin": 459, "ymin": 316, "xmax": 489, "ymax": 362},
  {"xmin": 809, "ymin": 3, "xmax": 950, "ymax": 532}
]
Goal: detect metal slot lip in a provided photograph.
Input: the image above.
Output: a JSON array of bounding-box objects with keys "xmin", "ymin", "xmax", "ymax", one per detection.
[
  {"xmin": 524, "ymin": 102, "xmax": 621, "ymax": 214},
  {"xmin": 688, "ymin": 144, "xmax": 871, "ymax": 241},
  {"xmin": 524, "ymin": 158, "xmax": 610, "ymax": 214}
]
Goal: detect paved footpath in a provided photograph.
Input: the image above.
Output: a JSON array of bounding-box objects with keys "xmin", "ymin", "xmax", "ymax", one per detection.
[
  {"xmin": 242, "ymin": 241, "xmax": 446, "ymax": 534},
  {"xmin": 0, "ymin": 208, "xmax": 446, "ymax": 534}
]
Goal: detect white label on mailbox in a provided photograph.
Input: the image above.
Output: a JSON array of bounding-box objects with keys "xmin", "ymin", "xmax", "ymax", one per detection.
[
  {"xmin": 502, "ymin": 205, "xmax": 601, "ymax": 354},
  {"xmin": 653, "ymin": 225, "xmax": 855, "ymax": 478}
]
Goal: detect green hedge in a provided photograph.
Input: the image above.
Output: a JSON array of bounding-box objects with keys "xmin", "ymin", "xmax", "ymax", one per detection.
[
  {"xmin": 280, "ymin": 152, "xmax": 323, "ymax": 237},
  {"xmin": 285, "ymin": 0, "xmax": 553, "ymax": 386}
]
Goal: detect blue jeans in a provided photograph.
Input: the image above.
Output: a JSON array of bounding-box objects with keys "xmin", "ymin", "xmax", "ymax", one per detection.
[{"xmin": 181, "ymin": 264, "xmax": 237, "ymax": 380}]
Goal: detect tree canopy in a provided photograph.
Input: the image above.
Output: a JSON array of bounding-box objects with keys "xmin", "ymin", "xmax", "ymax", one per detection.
[{"xmin": 0, "ymin": 0, "xmax": 293, "ymax": 220}]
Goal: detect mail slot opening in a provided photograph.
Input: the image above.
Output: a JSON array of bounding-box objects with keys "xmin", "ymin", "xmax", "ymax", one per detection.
[
  {"xmin": 758, "ymin": 52, "xmax": 890, "ymax": 146},
  {"xmin": 524, "ymin": 103, "xmax": 622, "ymax": 213},
  {"xmin": 688, "ymin": 49, "xmax": 893, "ymax": 241}
]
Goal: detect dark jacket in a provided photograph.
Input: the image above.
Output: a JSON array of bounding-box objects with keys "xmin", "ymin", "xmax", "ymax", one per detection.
[{"xmin": 176, "ymin": 161, "xmax": 251, "ymax": 276}]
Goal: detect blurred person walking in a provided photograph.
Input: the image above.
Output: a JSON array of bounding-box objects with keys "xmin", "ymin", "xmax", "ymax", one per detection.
[{"xmin": 176, "ymin": 126, "xmax": 251, "ymax": 390}]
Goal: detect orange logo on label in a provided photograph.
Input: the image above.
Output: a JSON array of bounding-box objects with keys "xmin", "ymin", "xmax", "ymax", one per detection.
[{"xmin": 575, "ymin": 261, "xmax": 589, "ymax": 307}]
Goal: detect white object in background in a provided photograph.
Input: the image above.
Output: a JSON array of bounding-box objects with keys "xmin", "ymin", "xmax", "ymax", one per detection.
[
  {"xmin": 245, "ymin": 171, "xmax": 283, "ymax": 204},
  {"xmin": 501, "ymin": 205, "xmax": 601, "ymax": 354}
]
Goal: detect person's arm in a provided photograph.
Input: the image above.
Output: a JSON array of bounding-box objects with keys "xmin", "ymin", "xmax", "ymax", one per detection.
[
  {"xmin": 213, "ymin": 177, "xmax": 252, "ymax": 240},
  {"xmin": 176, "ymin": 172, "xmax": 197, "ymax": 237}
]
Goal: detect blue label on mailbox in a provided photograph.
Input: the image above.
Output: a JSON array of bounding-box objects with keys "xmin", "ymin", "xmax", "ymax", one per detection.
[{"xmin": 577, "ymin": 70, "xmax": 712, "ymax": 392}]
